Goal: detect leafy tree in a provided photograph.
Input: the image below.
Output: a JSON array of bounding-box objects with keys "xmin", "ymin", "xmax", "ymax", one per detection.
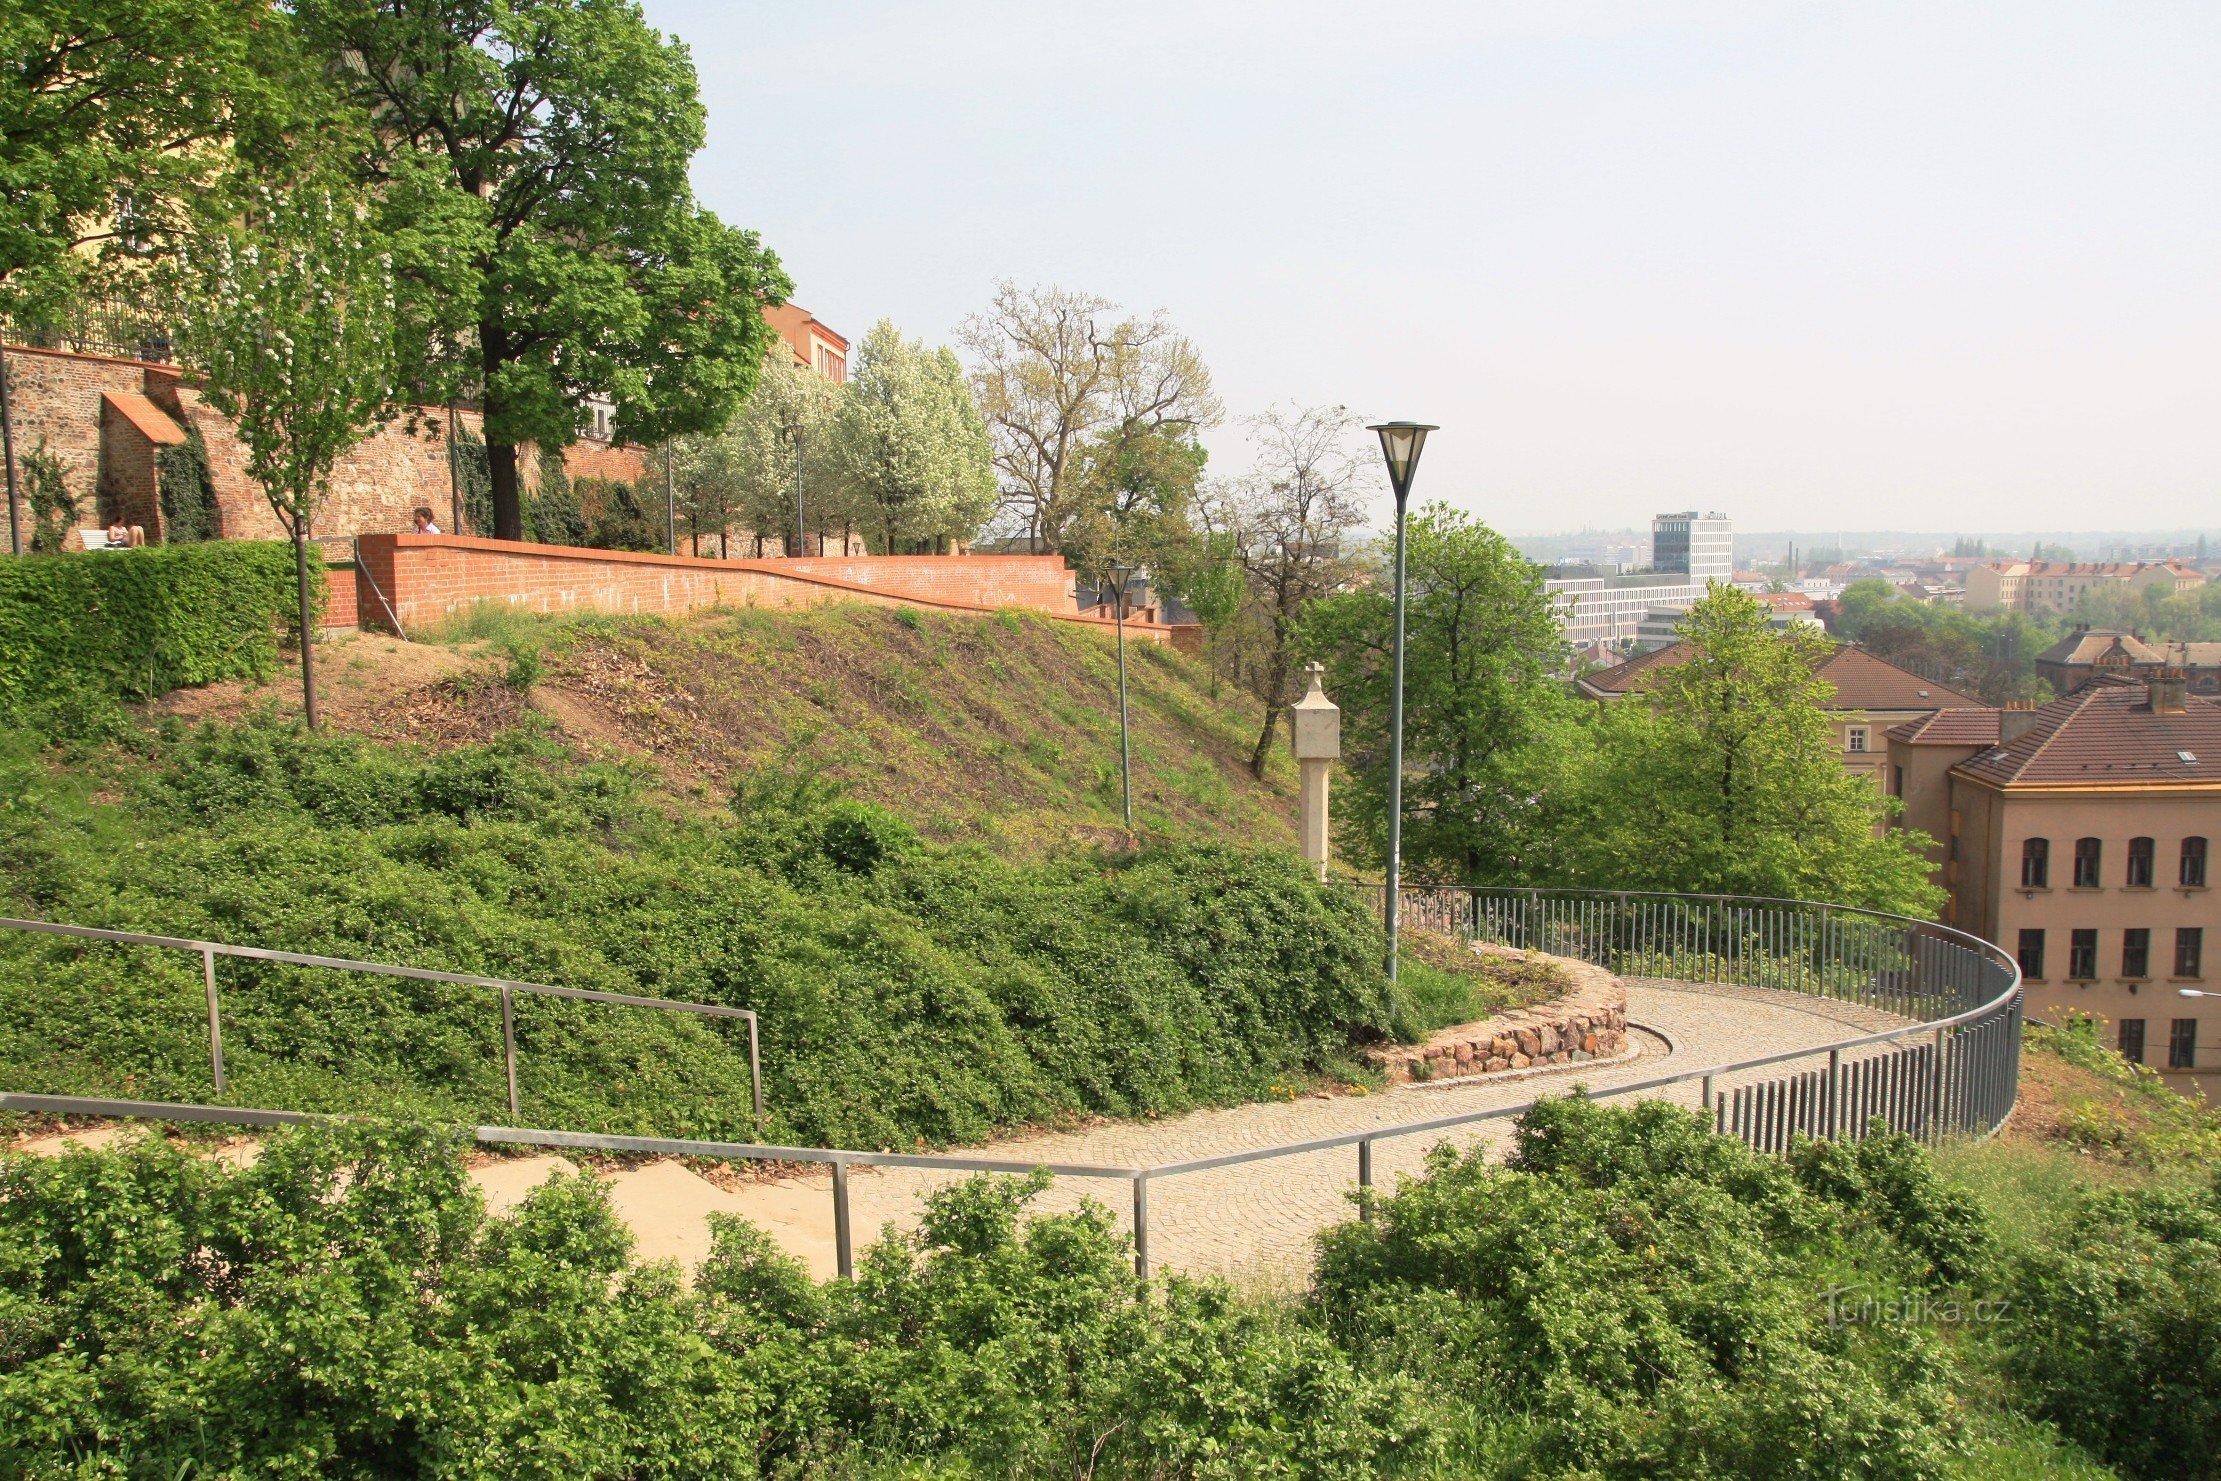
[
  {"xmin": 1302, "ymin": 505, "xmax": 1582, "ymax": 885},
  {"xmin": 696, "ymin": 348, "xmax": 848, "ymax": 553},
  {"xmin": 1058, "ymin": 422, "xmax": 1211, "ymax": 581},
  {"xmin": 176, "ymin": 183, "xmax": 397, "ymax": 729},
  {"xmin": 0, "ymin": 0, "xmax": 281, "ymax": 291},
  {"xmin": 1201, "ymin": 405, "xmax": 1371, "ymax": 778},
  {"xmin": 1831, "ymin": 578, "xmax": 2055, "ymax": 704},
  {"xmin": 1567, "ymin": 585, "xmax": 1946, "ymax": 916},
  {"xmin": 836, "ymin": 319, "xmax": 997, "ymax": 553},
  {"xmin": 961, "ymin": 281, "xmax": 1220, "ymax": 552},
  {"xmin": 293, "ymin": 0, "xmax": 789, "ymax": 541}
]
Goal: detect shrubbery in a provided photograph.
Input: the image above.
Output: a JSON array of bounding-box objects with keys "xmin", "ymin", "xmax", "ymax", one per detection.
[
  {"xmin": 13, "ymin": 1097, "xmax": 2179, "ymax": 1478},
  {"xmin": 0, "ymin": 540, "xmax": 310, "ymax": 727},
  {"xmin": 0, "ymin": 717, "xmax": 1396, "ymax": 1148}
]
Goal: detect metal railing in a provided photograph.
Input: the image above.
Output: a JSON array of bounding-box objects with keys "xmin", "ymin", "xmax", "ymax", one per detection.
[
  {"xmin": 2, "ymin": 294, "xmax": 177, "ymax": 364},
  {"xmin": 0, "ymin": 917, "xmax": 761, "ymax": 1127},
  {"xmin": 2, "ymin": 890, "xmax": 2020, "ymax": 1282}
]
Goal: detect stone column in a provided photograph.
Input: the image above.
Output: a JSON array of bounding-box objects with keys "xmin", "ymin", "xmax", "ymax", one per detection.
[{"xmin": 1288, "ymin": 661, "xmax": 1340, "ymax": 881}]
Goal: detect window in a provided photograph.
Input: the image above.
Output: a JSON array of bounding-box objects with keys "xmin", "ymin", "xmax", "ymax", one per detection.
[
  {"xmin": 2068, "ymin": 929, "xmax": 2098, "ymax": 981},
  {"xmin": 2016, "ymin": 929, "xmax": 2045, "ymax": 981},
  {"xmin": 2185, "ymin": 837, "xmax": 2210, "ymax": 888},
  {"xmin": 2021, "ymin": 838, "xmax": 2050, "ymax": 889},
  {"xmin": 2073, "ymin": 837, "xmax": 2102, "ymax": 888},
  {"xmin": 1847, "ymin": 726, "xmax": 1869, "ymax": 753},
  {"xmin": 2119, "ymin": 1019, "xmax": 2146, "ymax": 1064},
  {"xmin": 2178, "ymin": 927, "xmax": 2205, "ymax": 980},
  {"xmin": 2169, "ymin": 1018, "xmax": 2198, "ymax": 1070},
  {"xmin": 2126, "ymin": 836, "xmax": 2155, "ymax": 888},
  {"xmin": 1892, "ymin": 764, "xmax": 1905, "ymax": 796},
  {"xmin": 2122, "ymin": 928, "xmax": 2150, "ymax": 979}
]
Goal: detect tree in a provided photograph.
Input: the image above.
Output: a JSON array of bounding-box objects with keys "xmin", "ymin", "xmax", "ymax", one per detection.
[
  {"xmin": 177, "ymin": 183, "xmax": 396, "ymax": 729},
  {"xmin": 961, "ymin": 282, "xmax": 1219, "ymax": 552},
  {"xmin": 1201, "ymin": 405, "xmax": 1371, "ymax": 778},
  {"xmin": 293, "ymin": 0, "xmax": 789, "ymax": 541},
  {"xmin": 703, "ymin": 349, "xmax": 847, "ymax": 553},
  {"xmin": 1058, "ymin": 423, "xmax": 1211, "ymax": 584},
  {"xmin": 1301, "ymin": 505, "xmax": 1582, "ymax": 884},
  {"xmin": 1567, "ymin": 585, "xmax": 1945, "ymax": 916},
  {"xmin": 0, "ymin": 0, "xmax": 281, "ymax": 291},
  {"xmin": 836, "ymin": 320, "xmax": 996, "ymax": 553}
]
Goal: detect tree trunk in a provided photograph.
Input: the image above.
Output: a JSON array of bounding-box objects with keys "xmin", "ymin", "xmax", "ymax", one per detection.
[
  {"xmin": 487, "ymin": 441, "xmax": 524, "ymax": 541},
  {"xmin": 292, "ymin": 525, "xmax": 320, "ymax": 730}
]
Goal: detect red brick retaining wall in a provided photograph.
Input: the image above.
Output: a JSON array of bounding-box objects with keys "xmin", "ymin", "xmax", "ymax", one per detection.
[{"xmin": 352, "ymin": 534, "xmax": 1189, "ymax": 644}]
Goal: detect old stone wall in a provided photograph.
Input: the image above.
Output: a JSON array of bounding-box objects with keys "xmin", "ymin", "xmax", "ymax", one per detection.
[{"xmin": 1375, "ymin": 947, "xmax": 1631, "ymax": 1084}]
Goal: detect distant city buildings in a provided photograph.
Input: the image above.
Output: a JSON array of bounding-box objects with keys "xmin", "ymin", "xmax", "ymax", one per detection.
[
  {"xmin": 1965, "ymin": 558, "xmax": 2206, "ymax": 616},
  {"xmin": 1545, "ymin": 511, "xmax": 1733, "ymax": 648}
]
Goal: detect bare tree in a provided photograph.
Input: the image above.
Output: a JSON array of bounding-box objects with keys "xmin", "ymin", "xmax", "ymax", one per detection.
[
  {"xmin": 960, "ymin": 282, "xmax": 1220, "ymax": 551},
  {"xmin": 1202, "ymin": 405, "xmax": 1375, "ymax": 777}
]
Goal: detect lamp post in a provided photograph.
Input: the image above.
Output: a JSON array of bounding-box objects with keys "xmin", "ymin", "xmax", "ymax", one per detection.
[
  {"xmin": 1109, "ymin": 561, "xmax": 1135, "ymax": 830},
  {"xmin": 665, "ymin": 443, "xmax": 678, "ymax": 555},
  {"xmin": 792, "ymin": 419, "xmax": 806, "ymax": 556},
  {"xmin": 1367, "ymin": 421, "xmax": 1436, "ymax": 983}
]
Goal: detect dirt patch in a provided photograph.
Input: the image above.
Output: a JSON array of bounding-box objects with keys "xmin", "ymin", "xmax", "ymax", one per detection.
[{"xmin": 146, "ymin": 634, "xmax": 519, "ymax": 748}]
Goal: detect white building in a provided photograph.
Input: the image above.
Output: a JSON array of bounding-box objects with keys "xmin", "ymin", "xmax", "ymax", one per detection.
[{"xmin": 1545, "ymin": 511, "xmax": 1734, "ymax": 648}]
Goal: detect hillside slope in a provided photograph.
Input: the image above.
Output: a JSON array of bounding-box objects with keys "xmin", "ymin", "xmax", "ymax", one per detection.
[{"xmin": 173, "ymin": 603, "xmax": 1303, "ymax": 856}]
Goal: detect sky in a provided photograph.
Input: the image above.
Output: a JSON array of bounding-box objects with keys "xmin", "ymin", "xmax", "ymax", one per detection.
[{"xmin": 644, "ymin": 1, "xmax": 2218, "ymax": 536}]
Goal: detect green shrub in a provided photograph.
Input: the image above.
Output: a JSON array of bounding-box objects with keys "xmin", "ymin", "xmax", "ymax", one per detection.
[
  {"xmin": 1999, "ymin": 1177, "xmax": 2221, "ymax": 1479},
  {"xmin": 0, "ymin": 539, "xmax": 310, "ymax": 724},
  {"xmin": 0, "ymin": 717, "xmax": 1396, "ymax": 1148}
]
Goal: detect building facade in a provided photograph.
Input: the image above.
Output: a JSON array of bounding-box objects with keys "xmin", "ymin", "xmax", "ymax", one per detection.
[
  {"xmin": 1545, "ymin": 511, "xmax": 1734, "ymax": 648},
  {"xmin": 2036, "ymin": 628, "xmax": 2221, "ymax": 699},
  {"xmin": 1965, "ymin": 559, "xmax": 2207, "ymax": 616},
  {"xmin": 763, "ymin": 304, "xmax": 849, "ymax": 383},
  {"xmin": 1889, "ymin": 674, "xmax": 2219, "ymax": 1099}
]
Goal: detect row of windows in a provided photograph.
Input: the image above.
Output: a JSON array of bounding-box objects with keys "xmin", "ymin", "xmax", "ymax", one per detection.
[
  {"xmin": 2020, "ymin": 836, "xmax": 2208, "ymax": 889},
  {"xmin": 2116, "ymin": 1018, "xmax": 2200, "ymax": 1070},
  {"xmin": 2017, "ymin": 927, "xmax": 2204, "ymax": 982}
]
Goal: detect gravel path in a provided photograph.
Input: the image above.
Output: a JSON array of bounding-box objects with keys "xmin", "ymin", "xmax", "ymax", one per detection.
[{"xmin": 672, "ymin": 979, "xmax": 1910, "ymax": 1283}]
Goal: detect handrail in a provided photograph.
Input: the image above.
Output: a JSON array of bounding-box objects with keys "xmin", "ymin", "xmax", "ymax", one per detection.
[
  {"xmin": 2, "ymin": 889, "xmax": 2022, "ymax": 1285},
  {"xmin": 0, "ymin": 916, "xmax": 762, "ymax": 1128}
]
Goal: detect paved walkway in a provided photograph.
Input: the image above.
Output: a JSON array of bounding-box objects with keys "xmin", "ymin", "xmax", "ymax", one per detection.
[
  {"xmin": 539, "ymin": 980, "xmax": 1906, "ymax": 1284},
  {"xmin": 12, "ymin": 980, "xmax": 1909, "ymax": 1286}
]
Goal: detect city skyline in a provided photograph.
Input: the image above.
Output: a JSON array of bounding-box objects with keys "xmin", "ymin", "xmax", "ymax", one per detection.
[{"xmin": 651, "ymin": 0, "xmax": 2218, "ymax": 536}]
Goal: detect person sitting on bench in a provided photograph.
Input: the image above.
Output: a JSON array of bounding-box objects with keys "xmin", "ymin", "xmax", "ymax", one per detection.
[{"xmin": 104, "ymin": 519, "xmax": 146, "ymax": 548}]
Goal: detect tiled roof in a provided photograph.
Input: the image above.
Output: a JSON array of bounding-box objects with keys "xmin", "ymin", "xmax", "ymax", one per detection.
[
  {"xmin": 100, "ymin": 390, "xmax": 187, "ymax": 446},
  {"xmin": 1951, "ymin": 684, "xmax": 2221, "ymax": 789},
  {"xmin": 1887, "ymin": 708, "xmax": 2003, "ymax": 746},
  {"xmin": 1579, "ymin": 641, "xmax": 1983, "ymax": 710}
]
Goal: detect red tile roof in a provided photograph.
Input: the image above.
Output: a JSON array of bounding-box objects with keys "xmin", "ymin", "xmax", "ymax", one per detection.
[
  {"xmin": 1580, "ymin": 641, "xmax": 1984, "ymax": 711},
  {"xmin": 1950, "ymin": 684, "xmax": 2220, "ymax": 789},
  {"xmin": 101, "ymin": 390, "xmax": 187, "ymax": 445},
  {"xmin": 1887, "ymin": 709, "xmax": 2004, "ymax": 746}
]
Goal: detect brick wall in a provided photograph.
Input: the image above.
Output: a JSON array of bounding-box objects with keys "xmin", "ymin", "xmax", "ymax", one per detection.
[
  {"xmin": 2, "ymin": 346, "xmax": 152, "ymax": 546},
  {"xmin": 323, "ymin": 564, "xmax": 360, "ymax": 629},
  {"xmin": 355, "ymin": 534, "xmax": 1184, "ymax": 644},
  {"xmin": 565, "ymin": 438, "xmax": 646, "ymax": 484}
]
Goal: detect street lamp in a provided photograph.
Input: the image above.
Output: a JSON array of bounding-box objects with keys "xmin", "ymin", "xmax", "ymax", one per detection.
[
  {"xmin": 1108, "ymin": 561, "xmax": 1135, "ymax": 830},
  {"xmin": 1367, "ymin": 420, "xmax": 1436, "ymax": 983}
]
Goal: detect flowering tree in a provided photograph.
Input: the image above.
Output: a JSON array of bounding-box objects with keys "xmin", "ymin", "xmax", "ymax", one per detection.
[
  {"xmin": 709, "ymin": 350, "xmax": 848, "ymax": 553},
  {"xmin": 837, "ymin": 320, "xmax": 997, "ymax": 553},
  {"xmin": 177, "ymin": 185, "xmax": 396, "ymax": 727}
]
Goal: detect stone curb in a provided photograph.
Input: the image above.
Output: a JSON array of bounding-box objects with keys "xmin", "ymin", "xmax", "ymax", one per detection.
[{"xmin": 1375, "ymin": 944, "xmax": 1629, "ymax": 1085}]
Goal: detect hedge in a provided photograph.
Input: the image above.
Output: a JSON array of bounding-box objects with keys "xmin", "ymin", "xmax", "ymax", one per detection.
[{"xmin": 0, "ymin": 541, "xmax": 314, "ymax": 724}]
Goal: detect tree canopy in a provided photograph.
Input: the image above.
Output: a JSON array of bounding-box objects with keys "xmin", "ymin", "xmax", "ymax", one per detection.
[
  {"xmin": 1565, "ymin": 585, "xmax": 1945, "ymax": 916},
  {"xmin": 836, "ymin": 320, "xmax": 997, "ymax": 553},
  {"xmin": 292, "ymin": 0, "xmax": 788, "ymax": 540},
  {"xmin": 1302, "ymin": 505, "xmax": 1580, "ymax": 886}
]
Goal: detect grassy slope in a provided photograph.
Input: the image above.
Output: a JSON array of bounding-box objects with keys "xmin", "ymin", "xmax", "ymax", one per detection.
[{"xmin": 398, "ymin": 601, "xmax": 1305, "ymax": 856}]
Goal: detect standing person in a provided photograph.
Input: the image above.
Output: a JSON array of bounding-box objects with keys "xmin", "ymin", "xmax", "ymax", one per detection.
[{"xmin": 413, "ymin": 506, "xmax": 442, "ymax": 535}]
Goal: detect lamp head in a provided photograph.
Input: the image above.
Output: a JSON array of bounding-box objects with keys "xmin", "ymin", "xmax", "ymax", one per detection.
[{"xmin": 1368, "ymin": 422, "xmax": 1437, "ymax": 504}]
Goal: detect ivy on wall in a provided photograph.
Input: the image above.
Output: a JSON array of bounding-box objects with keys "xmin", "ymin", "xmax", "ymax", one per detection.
[{"xmin": 155, "ymin": 426, "xmax": 221, "ymax": 544}]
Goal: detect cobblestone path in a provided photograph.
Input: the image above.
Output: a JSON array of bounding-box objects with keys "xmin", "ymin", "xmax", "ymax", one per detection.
[{"xmin": 621, "ymin": 979, "xmax": 1909, "ymax": 1283}]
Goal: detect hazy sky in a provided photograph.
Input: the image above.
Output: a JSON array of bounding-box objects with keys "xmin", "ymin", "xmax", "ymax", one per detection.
[{"xmin": 645, "ymin": 1, "xmax": 2218, "ymax": 535}]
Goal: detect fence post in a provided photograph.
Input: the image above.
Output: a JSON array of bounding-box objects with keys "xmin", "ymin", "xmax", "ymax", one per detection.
[
  {"xmin": 202, "ymin": 948, "xmax": 225, "ymax": 1097},
  {"xmin": 1826, "ymin": 1047, "xmax": 1842, "ymax": 1139},
  {"xmin": 499, "ymin": 986, "xmax": 521, "ymax": 1121},
  {"xmin": 1700, "ymin": 1073, "xmax": 1713, "ymax": 1123},
  {"xmin": 1358, "ymin": 1138, "xmax": 1374, "ymax": 1222},
  {"xmin": 747, "ymin": 1011, "xmax": 764, "ymax": 1133},
  {"xmin": 1929, "ymin": 1026, "xmax": 1950, "ymax": 1140},
  {"xmin": 1132, "ymin": 1173, "xmax": 1151, "ymax": 1279},
  {"xmin": 833, "ymin": 1160, "xmax": 854, "ymax": 1279}
]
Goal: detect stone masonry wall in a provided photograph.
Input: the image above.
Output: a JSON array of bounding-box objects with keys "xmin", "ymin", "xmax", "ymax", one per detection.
[{"xmin": 1375, "ymin": 945, "xmax": 1630, "ymax": 1084}]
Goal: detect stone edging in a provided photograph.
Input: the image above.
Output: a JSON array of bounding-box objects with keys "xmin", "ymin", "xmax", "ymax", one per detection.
[{"xmin": 1375, "ymin": 945, "xmax": 1629, "ymax": 1085}]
